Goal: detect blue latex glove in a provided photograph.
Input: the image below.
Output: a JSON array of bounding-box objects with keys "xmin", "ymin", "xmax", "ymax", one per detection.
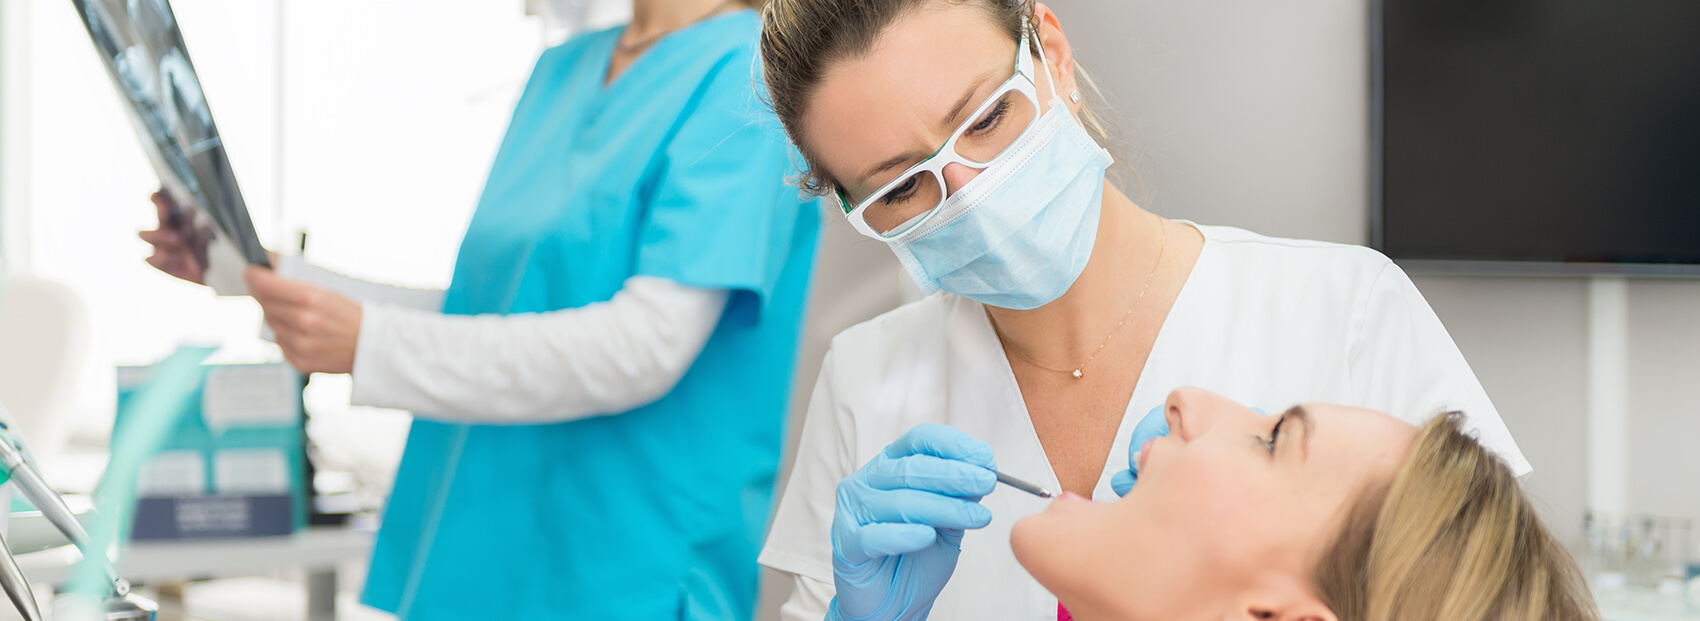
[
  {"xmin": 1111, "ymin": 405, "xmax": 1266, "ymax": 496},
  {"xmin": 1109, "ymin": 405, "xmax": 1169, "ymax": 497},
  {"xmin": 829, "ymin": 424, "xmax": 998, "ymax": 621}
]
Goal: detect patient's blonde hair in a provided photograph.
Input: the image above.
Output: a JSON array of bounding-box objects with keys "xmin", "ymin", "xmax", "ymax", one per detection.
[{"xmin": 1313, "ymin": 412, "xmax": 1599, "ymax": 621}]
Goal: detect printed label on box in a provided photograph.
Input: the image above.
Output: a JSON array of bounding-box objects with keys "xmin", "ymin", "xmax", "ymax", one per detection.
[
  {"xmin": 176, "ymin": 496, "xmax": 250, "ymax": 533},
  {"xmin": 132, "ymin": 496, "xmax": 294, "ymax": 539},
  {"xmin": 202, "ymin": 365, "xmax": 299, "ymax": 432},
  {"xmin": 213, "ymin": 448, "xmax": 290, "ymax": 495},
  {"xmin": 137, "ymin": 451, "xmax": 206, "ymax": 497}
]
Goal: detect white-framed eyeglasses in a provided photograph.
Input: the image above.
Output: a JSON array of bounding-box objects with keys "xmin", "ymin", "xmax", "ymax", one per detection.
[{"xmin": 835, "ymin": 26, "xmax": 1048, "ymax": 240}]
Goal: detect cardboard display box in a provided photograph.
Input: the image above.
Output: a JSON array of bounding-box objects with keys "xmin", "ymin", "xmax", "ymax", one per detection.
[{"xmin": 115, "ymin": 361, "xmax": 306, "ymax": 539}]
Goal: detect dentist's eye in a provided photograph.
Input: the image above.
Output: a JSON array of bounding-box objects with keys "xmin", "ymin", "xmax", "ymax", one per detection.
[
  {"xmin": 879, "ymin": 175, "xmax": 921, "ymax": 206},
  {"xmin": 967, "ymin": 99, "xmax": 1010, "ymax": 135}
]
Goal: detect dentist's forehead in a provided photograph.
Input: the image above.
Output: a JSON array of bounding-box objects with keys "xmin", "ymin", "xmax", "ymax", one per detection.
[{"xmin": 802, "ymin": 5, "xmax": 1013, "ymax": 193}]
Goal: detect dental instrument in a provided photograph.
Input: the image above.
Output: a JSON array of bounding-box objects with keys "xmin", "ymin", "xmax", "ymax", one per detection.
[{"xmin": 994, "ymin": 471, "xmax": 1054, "ymax": 499}]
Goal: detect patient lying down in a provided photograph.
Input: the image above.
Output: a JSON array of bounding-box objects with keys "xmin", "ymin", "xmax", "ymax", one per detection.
[{"xmin": 1011, "ymin": 388, "xmax": 1598, "ymax": 621}]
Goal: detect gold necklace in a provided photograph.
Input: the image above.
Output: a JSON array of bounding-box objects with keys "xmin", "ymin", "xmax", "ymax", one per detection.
[
  {"xmin": 615, "ymin": 0, "xmax": 737, "ymax": 54},
  {"xmin": 993, "ymin": 217, "xmax": 1168, "ymax": 380}
]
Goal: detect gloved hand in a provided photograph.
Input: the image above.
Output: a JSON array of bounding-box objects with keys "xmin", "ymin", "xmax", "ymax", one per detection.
[
  {"xmin": 1109, "ymin": 405, "xmax": 1169, "ymax": 497},
  {"xmin": 829, "ymin": 424, "xmax": 997, "ymax": 621},
  {"xmin": 1110, "ymin": 404, "xmax": 1266, "ymax": 496}
]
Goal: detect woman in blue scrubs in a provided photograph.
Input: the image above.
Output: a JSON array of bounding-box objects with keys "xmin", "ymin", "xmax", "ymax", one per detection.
[{"xmin": 140, "ymin": 1, "xmax": 818, "ymax": 618}]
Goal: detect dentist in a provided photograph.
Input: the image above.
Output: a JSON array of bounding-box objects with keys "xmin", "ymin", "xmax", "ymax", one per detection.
[{"xmin": 754, "ymin": 1, "xmax": 1528, "ymax": 620}]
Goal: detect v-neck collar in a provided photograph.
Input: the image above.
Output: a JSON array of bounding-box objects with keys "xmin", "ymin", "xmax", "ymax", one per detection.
[
  {"xmin": 962, "ymin": 220, "xmax": 1215, "ymax": 500},
  {"xmin": 596, "ymin": 8, "xmax": 753, "ymax": 93}
]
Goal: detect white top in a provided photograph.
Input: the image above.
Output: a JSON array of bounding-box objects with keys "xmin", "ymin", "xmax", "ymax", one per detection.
[
  {"xmin": 758, "ymin": 223, "xmax": 1528, "ymax": 621},
  {"xmin": 275, "ymin": 256, "xmax": 727, "ymax": 423}
]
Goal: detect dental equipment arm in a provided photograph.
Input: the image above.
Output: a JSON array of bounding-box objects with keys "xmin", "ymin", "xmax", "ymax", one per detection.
[
  {"xmin": 0, "ymin": 410, "xmax": 46, "ymax": 620},
  {"xmin": 0, "ymin": 405, "xmax": 130, "ymax": 602},
  {"xmin": 0, "ymin": 434, "xmax": 130, "ymax": 599},
  {"xmin": 0, "ymin": 514, "xmax": 44, "ymax": 621}
]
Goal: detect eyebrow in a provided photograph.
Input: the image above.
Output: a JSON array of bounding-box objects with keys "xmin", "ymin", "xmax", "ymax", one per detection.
[
  {"xmin": 852, "ymin": 68, "xmax": 1003, "ymax": 188},
  {"xmin": 1277, "ymin": 405, "xmax": 1314, "ymax": 463}
]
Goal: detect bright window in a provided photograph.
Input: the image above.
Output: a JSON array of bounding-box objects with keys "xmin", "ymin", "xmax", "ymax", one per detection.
[{"xmin": 1, "ymin": 0, "xmax": 547, "ymax": 477}]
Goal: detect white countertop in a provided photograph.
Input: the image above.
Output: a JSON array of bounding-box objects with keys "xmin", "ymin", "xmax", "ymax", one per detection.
[{"xmin": 15, "ymin": 526, "xmax": 372, "ymax": 587}]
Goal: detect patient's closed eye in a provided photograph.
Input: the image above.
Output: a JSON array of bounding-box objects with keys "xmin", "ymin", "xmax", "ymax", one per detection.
[{"xmin": 1259, "ymin": 411, "xmax": 1292, "ymax": 455}]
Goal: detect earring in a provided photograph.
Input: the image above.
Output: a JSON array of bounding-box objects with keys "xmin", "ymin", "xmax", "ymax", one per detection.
[{"xmin": 1069, "ymin": 90, "xmax": 1081, "ymax": 104}]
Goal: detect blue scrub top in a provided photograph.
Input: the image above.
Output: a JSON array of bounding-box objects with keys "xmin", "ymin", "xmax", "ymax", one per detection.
[{"xmin": 361, "ymin": 11, "xmax": 821, "ymax": 619}]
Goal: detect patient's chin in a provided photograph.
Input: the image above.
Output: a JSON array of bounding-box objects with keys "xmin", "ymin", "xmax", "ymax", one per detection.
[
  {"xmin": 1011, "ymin": 497, "xmax": 1091, "ymax": 595},
  {"xmin": 1011, "ymin": 512, "xmax": 1056, "ymax": 579},
  {"xmin": 1012, "ymin": 517, "xmax": 1101, "ymax": 621}
]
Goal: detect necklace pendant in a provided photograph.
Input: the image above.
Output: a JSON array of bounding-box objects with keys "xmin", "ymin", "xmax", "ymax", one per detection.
[{"xmin": 1072, "ymin": 369, "xmax": 1084, "ymax": 379}]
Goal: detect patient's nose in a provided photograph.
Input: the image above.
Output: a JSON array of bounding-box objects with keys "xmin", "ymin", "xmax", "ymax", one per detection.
[
  {"xmin": 1164, "ymin": 387, "xmax": 1253, "ymax": 442},
  {"xmin": 1164, "ymin": 388, "xmax": 1211, "ymax": 441}
]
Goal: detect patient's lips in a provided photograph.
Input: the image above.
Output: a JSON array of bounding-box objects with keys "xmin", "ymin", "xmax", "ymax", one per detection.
[
  {"xmin": 1137, "ymin": 438, "xmax": 1156, "ymax": 473},
  {"xmin": 1058, "ymin": 491, "xmax": 1089, "ymax": 504}
]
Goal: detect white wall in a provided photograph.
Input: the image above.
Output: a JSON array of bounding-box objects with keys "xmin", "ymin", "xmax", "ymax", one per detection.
[
  {"xmin": 1627, "ymin": 282, "xmax": 1700, "ymax": 521},
  {"xmin": 1053, "ymin": 0, "xmax": 1370, "ymax": 246},
  {"xmin": 1046, "ymin": 0, "xmax": 1700, "ymax": 546}
]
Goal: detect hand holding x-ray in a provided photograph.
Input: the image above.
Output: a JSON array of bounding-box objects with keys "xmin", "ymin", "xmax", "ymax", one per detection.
[
  {"xmin": 72, "ymin": 0, "xmax": 271, "ymax": 294},
  {"xmin": 138, "ymin": 190, "xmax": 211, "ymax": 285}
]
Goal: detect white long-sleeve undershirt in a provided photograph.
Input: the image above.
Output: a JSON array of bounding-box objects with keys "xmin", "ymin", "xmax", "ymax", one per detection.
[{"xmin": 275, "ymin": 256, "xmax": 728, "ymax": 424}]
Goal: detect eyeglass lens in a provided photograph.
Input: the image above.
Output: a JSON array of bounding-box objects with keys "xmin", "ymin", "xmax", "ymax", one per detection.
[{"xmin": 863, "ymin": 88, "xmax": 1039, "ymax": 236}]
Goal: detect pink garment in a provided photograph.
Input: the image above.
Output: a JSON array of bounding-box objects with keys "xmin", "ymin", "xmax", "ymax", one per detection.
[{"xmin": 1059, "ymin": 602, "xmax": 1074, "ymax": 621}]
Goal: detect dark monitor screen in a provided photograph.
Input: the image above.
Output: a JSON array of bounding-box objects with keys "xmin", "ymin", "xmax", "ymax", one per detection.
[{"xmin": 1374, "ymin": 0, "xmax": 1700, "ymax": 270}]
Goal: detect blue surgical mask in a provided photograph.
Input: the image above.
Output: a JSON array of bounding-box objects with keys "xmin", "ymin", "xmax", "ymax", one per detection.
[{"xmin": 887, "ymin": 99, "xmax": 1114, "ymax": 310}]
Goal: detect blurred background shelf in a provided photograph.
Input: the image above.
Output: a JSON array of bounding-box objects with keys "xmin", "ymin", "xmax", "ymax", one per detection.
[
  {"xmin": 14, "ymin": 526, "xmax": 374, "ymax": 621},
  {"xmin": 1598, "ymin": 585, "xmax": 1700, "ymax": 621}
]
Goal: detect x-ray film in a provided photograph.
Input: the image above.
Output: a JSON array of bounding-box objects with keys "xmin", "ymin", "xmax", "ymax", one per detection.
[{"xmin": 71, "ymin": 0, "xmax": 270, "ymax": 294}]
